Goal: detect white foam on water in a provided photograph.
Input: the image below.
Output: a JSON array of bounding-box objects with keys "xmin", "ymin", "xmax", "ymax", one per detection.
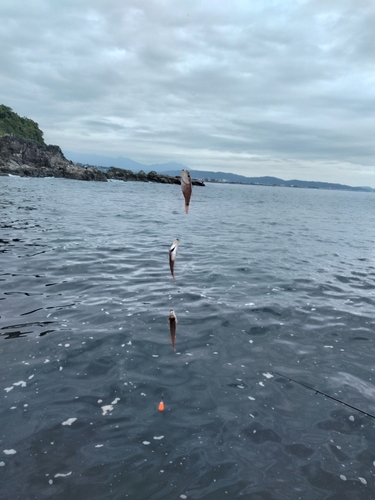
[
  {"xmin": 3, "ymin": 450, "xmax": 16, "ymax": 455},
  {"xmin": 153, "ymin": 436, "xmax": 164, "ymax": 440},
  {"xmin": 28, "ymin": 375, "xmax": 34, "ymax": 380},
  {"xmin": 4, "ymin": 387, "xmax": 13, "ymax": 393},
  {"xmin": 13, "ymin": 381, "xmax": 27, "ymax": 387},
  {"xmin": 0, "ymin": 461, "xmax": 5, "ymax": 466},
  {"xmin": 62, "ymin": 418, "xmax": 77, "ymax": 426},
  {"xmin": 248, "ymin": 396, "xmax": 255, "ymax": 400},
  {"xmin": 143, "ymin": 441, "xmax": 150, "ymax": 445},
  {"xmin": 259, "ymin": 382, "xmax": 265, "ymax": 387},
  {"xmin": 340, "ymin": 475, "xmax": 347, "ymax": 481},
  {"xmin": 263, "ymin": 373, "xmax": 273, "ymax": 379},
  {"xmin": 54, "ymin": 472, "xmax": 72, "ymax": 478},
  {"xmin": 111, "ymin": 398, "xmax": 120, "ymax": 405},
  {"xmin": 95, "ymin": 444, "xmax": 104, "ymax": 448},
  {"xmin": 101, "ymin": 405, "xmax": 113, "ymax": 415},
  {"xmin": 358, "ymin": 477, "xmax": 367, "ymax": 485}
]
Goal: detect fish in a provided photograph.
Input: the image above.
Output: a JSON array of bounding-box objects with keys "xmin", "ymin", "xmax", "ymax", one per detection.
[
  {"xmin": 168, "ymin": 309, "xmax": 178, "ymax": 352},
  {"xmin": 169, "ymin": 238, "xmax": 179, "ymax": 282},
  {"xmin": 180, "ymin": 169, "xmax": 192, "ymax": 213}
]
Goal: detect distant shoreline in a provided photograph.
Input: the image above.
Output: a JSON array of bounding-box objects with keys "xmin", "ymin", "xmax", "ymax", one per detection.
[
  {"xmin": 202, "ymin": 179, "xmax": 374, "ymax": 192},
  {"xmin": 0, "ymin": 135, "xmax": 372, "ymax": 192}
]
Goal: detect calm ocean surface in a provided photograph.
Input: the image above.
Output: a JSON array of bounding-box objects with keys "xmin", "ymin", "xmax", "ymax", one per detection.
[{"xmin": 1, "ymin": 176, "xmax": 375, "ymax": 499}]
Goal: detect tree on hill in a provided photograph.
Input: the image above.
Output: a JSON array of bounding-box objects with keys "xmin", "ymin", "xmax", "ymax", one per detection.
[{"xmin": 0, "ymin": 104, "xmax": 45, "ymax": 145}]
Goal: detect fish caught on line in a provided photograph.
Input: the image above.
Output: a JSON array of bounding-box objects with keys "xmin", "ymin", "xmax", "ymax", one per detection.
[
  {"xmin": 180, "ymin": 169, "xmax": 192, "ymax": 213},
  {"xmin": 169, "ymin": 238, "xmax": 179, "ymax": 282},
  {"xmin": 168, "ymin": 309, "xmax": 178, "ymax": 352}
]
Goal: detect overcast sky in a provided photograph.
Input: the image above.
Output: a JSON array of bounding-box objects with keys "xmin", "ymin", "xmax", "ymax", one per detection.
[{"xmin": 1, "ymin": 0, "xmax": 374, "ymax": 186}]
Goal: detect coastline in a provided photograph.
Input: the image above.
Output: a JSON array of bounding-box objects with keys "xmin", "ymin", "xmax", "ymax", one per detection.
[{"xmin": 0, "ymin": 135, "xmax": 204, "ymax": 186}]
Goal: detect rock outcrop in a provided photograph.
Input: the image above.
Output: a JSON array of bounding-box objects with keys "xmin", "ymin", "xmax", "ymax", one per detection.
[
  {"xmin": 0, "ymin": 135, "xmax": 107, "ymax": 181},
  {"xmin": 106, "ymin": 167, "xmax": 180, "ymax": 184},
  {"xmin": 0, "ymin": 135, "xmax": 205, "ymax": 186},
  {"xmin": 106, "ymin": 167, "xmax": 204, "ymax": 186}
]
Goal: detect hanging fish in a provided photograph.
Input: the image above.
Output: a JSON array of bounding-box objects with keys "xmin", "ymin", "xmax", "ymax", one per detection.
[
  {"xmin": 181, "ymin": 169, "xmax": 192, "ymax": 213},
  {"xmin": 169, "ymin": 309, "xmax": 178, "ymax": 352},
  {"xmin": 169, "ymin": 238, "xmax": 179, "ymax": 282}
]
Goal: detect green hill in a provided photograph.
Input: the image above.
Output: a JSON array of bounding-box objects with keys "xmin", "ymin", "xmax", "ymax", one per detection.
[{"xmin": 0, "ymin": 104, "xmax": 45, "ymax": 145}]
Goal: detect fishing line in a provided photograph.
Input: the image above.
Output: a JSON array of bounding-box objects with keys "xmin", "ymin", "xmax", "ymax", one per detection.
[
  {"xmin": 167, "ymin": 176, "xmax": 189, "ymax": 349},
  {"xmin": 274, "ymin": 371, "xmax": 375, "ymax": 420}
]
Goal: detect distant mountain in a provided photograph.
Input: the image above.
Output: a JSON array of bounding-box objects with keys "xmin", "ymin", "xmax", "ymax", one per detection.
[
  {"xmin": 148, "ymin": 161, "xmax": 188, "ymax": 173},
  {"xmin": 63, "ymin": 151, "xmax": 374, "ymax": 193},
  {"xmin": 159, "ymin": 169, "xmax": 269, "ymax": 183},
  {"xmin": 160, "ymin": 170, "xmax": 375, "ymax": 192},
  {"xmin": 64, "ymin": 152, "xmax": 191, "ymax": 174},
  {"xmin": 64, "ymin": 151, "xmax": 145, "ymax": 171}
]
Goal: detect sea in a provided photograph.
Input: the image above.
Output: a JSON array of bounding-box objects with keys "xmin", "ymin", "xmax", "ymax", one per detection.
[{"xmin": 1, "ymin": 176, "xmax": 375, "ymax": 500}]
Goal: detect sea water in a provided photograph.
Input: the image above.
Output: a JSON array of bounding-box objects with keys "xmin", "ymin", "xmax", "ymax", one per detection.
[{"xmin": 1, "ymin": 176, "xmax": 375, "ymax": 499}]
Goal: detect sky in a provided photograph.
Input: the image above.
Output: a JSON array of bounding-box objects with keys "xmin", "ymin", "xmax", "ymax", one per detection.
[{"xmin": 0, "ymin": 0, "xmax": 374, "ymax": 186}]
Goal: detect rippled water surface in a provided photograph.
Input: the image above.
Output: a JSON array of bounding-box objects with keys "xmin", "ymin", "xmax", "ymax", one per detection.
[{"xmin": 1, "ymin": 177, "xmax": 375, "ymax": 499}]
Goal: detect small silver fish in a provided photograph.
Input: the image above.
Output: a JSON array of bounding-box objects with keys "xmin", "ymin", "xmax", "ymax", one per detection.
[
  {"xmin": 168, "ymin": 309, "xmax": 178, "ymax": 352},
  {"xmin": 169, "ymin": 238, "xmax": 179, "ymax": 282},
  {"xmin": 181, "ymin": 169, "xmax": 192, "ymax": 214}
]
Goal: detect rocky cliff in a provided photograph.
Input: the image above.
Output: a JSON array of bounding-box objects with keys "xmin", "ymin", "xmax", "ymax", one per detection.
[
  {"xmin": 0, "ymin": 135, "xmax": 107, "ymax": 181},
  {"xmin": 0, "ymin": 135, "xmax": 205, "ymax": 186}
]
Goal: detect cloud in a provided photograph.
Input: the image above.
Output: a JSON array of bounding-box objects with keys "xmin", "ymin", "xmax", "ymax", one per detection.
[{"xmin": 0, "ymin": 0, "xmax": 374, "ymax": 186}]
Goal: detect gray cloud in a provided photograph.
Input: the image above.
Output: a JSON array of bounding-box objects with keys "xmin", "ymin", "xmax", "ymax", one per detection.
[{"xmin": 0, "ymin": 0, "xmax": 374, "ymax": 186}]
